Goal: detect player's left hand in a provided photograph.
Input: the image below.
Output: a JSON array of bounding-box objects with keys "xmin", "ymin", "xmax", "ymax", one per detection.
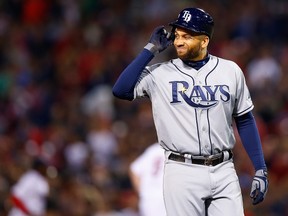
[{"xmin": 250, "ymin": 169, "xmax": 268, "ymax": 205}]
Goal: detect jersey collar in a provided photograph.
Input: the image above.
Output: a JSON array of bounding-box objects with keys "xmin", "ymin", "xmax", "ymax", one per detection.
[{"xmin": 183, "ymin": 54, "xmax": 210, "ymax": 70}]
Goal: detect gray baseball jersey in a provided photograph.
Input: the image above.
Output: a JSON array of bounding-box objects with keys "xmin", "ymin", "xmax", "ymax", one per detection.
[{"xmin": 134, "ymin": 55, "xmax": 253, "ymax": 156}]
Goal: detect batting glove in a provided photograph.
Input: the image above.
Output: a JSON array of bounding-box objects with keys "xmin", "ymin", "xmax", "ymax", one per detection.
[
  {"xmin": 250, "ymin": 169, "xmax": 268, "ymax": 205},
  {"xmin": 144, "ymin": 26, "xmax": 174, "ymax": 54}
]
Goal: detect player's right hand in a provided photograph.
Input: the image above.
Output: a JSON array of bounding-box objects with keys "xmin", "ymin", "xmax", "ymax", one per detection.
[
  {"xmin": 147, "ymin": 26, "xmax": 174, "ymax": 54},
  {"xmin": 250, "ymin": 169, "xmax": 268, "ymax": 205}
]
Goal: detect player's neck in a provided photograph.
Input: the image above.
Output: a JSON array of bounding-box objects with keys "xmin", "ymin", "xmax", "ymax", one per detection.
[{"xmin": 183, "ymin": 54, "xmax": 210, "ymax": 70}]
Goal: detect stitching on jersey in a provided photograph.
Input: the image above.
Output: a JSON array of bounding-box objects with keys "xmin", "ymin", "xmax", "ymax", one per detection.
[
  {"xmin": 171, "ymin": 142, "xmax": 180, "ymax": 152},
  {"xmin": 138, "ymin": 68, "xmax": 151, "ymax": 83},
  {"xmin": 171, "ymin": 59, "xmax": 203, "ymax": 154},
  {"xmin": 136, "ymin": 68, "xmax": 152, "ymax": 98},
  {"xmin": 234, "ymin": 105, "xmax": 254, "ymax": 117},
  {"xmin": 171, "ymin": 59, "xmax": 195, "ymax": 85},
  {"xmin": 195, "ymin": 109, "xmax": 202, "ymax": 155},
  {"xmin": 205, "ymin": 57, "xmax": 219, "ymax": 84},
  {"xmin": 204, "ymin": 57, "xmax": 219, "ymax": 155},
  {"xmin": 206, "ymin": 109, "xmax": 213, "ymax": 155}
]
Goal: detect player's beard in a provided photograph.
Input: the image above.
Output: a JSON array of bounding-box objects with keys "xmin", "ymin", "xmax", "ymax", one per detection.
[{"xmin": 176, "ymin": 44, "xmax": 202, "ymax": 61}]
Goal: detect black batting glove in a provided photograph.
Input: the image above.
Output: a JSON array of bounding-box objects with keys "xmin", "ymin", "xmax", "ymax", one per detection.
[
  {"xmin": 250, "ymin": 169, "xmax": 268, "ymax": 205},
  {"xmin": 144, "ymin": 26, "xmax": 174, "ymax": 54}
]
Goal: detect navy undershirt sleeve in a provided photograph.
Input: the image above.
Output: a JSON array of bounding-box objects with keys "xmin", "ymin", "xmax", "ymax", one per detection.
[
  {"xmin": 234, "ymin": 111, "xmax": 267, "ymax": 171},
  {"xmin": 112, "ymin": 49, "xmax": 154, "ymax": 101}
]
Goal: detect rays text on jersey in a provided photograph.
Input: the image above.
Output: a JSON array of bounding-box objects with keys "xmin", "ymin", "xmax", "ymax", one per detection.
[{"xmin": 169, "ymin": 81, "xmax": 230, "ymax": 108}]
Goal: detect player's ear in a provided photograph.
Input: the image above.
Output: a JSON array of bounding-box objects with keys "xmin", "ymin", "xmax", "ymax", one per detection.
[{"xmin": 201, "ymin": 35, "xmax": 209, "ymax": 49}]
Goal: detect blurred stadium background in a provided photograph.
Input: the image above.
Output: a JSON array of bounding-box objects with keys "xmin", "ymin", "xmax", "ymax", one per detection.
[{"xmin": 0, "ymin": 0, "xmax": 287, "ymax": 215}]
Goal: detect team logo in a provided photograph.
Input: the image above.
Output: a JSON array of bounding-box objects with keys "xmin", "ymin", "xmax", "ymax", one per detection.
[
  {"xmin": 182, "ymin": 10, "xmax": 192, "ymax": 23},
  {"xmin": 169, "ymin": 81, "xmax": 230, "ymax": 108}
]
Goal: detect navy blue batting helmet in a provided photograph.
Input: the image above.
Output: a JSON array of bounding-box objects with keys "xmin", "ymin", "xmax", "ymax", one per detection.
[{"xmin": 169, "ymin": 8, "xmax": 214, "ymax": 38}]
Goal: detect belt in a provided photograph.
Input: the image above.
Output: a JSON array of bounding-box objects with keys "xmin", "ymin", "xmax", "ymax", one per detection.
[{"xmin": 168, "ymin": 149, "xmax": 233, "ymax": 166}]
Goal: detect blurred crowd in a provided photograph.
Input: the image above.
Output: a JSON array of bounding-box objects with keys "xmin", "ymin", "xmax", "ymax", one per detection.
[{"xmin": 0, "ymin": 0, "xmax": 288, "ymax": 215}]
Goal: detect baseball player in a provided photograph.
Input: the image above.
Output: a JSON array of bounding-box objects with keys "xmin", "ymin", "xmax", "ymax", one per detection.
[
  {"xmin": 8, "ymin": 158, "xmax": 49, "ymax": 216},
  {"xmin": 129, "ymin": 143, "xmax": 166, "ymax": 216},
  {"xmin": 113, "ymin": 7, "xmax": 268, "ymax": 216}
]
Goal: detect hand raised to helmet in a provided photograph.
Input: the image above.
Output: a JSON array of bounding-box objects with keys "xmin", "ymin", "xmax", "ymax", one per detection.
[{"xmin": 144, "ymin": 26, "xmax": 174, "ymax": 54}]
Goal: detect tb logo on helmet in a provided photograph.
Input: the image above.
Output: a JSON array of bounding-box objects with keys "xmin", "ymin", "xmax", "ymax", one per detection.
[{"xmin": 182, "ymin": 10, "xmax": 192, "ymax": 23}]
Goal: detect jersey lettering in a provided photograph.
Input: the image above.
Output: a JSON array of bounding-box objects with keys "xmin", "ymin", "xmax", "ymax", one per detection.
[{"xmin": 170, "ymin": 81, "xmax": 230, "ymax": 108}]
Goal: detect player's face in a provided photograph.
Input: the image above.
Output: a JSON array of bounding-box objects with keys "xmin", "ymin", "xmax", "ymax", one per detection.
[{"xmin": 173, "ymin": 28, "xmax": 209, "ymax": 61}]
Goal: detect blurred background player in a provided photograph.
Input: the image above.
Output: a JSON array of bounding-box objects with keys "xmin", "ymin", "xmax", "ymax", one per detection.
[
  {"xmin": 8, "ymin": 158, "xmax": 49, "ymax": 216},
  {"xmin": 129, "ymin": 143, "xmax": 166, "ymax": 216}
]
